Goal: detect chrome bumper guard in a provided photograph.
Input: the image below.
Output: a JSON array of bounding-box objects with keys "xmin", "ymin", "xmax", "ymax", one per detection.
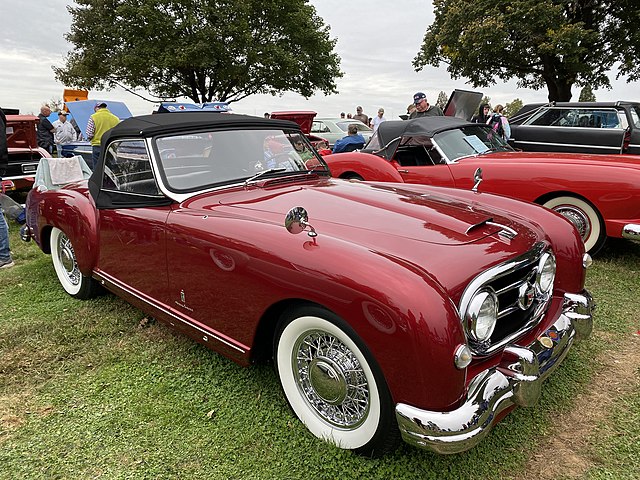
[
  {"xmin": 395, "ymin": 289, "xmax": 594, "ymax": 454},
  {"xmin": 622, "ymin": 224, "xmax": 640, "ymax": 241}
]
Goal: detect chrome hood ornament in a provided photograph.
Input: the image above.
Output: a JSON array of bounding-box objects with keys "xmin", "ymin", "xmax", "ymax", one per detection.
[{"xmin": 472, "ymin": 167, "xmax": 483, "ymax": 193}]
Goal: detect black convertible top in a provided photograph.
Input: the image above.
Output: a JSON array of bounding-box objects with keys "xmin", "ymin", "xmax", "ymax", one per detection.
[
  {"xmin": 90, "ymin": 113, "xmax": 302, "ymax": 209},
  {"xmin": 375, "ymin": 116, "xmax": 473, "ymax": 146},
  {"xmin": 103, "ymin": 112, "xmax": 300, "ymax": 142}
]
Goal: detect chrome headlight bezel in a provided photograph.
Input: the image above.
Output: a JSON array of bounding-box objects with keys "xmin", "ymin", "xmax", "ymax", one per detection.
[
  {"xmin": 464, "ymin": 288, "xmax": 498, "ymax": 343},
  {"xmin": 535, "ymin": 252, "xmax": 556, "ymax": 294}
]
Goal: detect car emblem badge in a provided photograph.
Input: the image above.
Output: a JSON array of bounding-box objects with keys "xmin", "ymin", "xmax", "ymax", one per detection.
[
  {"xmin": 517, "ymin": 282, "xmax": 535, "ymax": 310},
  {"xmin": 180, "ymin": 290, "xmax": 186, "ymax": 303}
]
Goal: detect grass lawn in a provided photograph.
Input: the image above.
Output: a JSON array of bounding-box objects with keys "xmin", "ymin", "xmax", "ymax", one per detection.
[{"xmin": 1, "ymin": 220, "xmax": 638, "ymax": 480}]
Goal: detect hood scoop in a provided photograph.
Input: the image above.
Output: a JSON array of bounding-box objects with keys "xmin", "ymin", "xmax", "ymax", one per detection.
[{"xmin": 466, "ymin": 217, "xmax": 517, "ymax": 239}]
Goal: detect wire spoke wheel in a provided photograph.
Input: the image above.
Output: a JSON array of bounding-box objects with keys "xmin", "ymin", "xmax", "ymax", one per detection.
[
  {"xmin": 543, "ymin": 196, "xmax": 606, "ymax": 254},
  {"xmin": 275, "ymin": 306, "xmax": 399, "ymax": 456},
  {"xmin": 50, "ymin": 227, "xmax": 97, "ymax": 298}
]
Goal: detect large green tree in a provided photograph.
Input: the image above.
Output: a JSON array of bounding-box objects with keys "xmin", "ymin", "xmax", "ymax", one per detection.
[
  {"xmin": 414, "ymin": 0, "xmax": 640, "ymax": 101},
  {"xmin": 55, "ymin": 0, "xmax": 342, "ymax": 104}
]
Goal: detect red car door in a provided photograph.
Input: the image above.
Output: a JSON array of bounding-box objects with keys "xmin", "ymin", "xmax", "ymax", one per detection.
[{"xmin": 396, "ymin": 163, "xmax": 456, "ymax": 187}]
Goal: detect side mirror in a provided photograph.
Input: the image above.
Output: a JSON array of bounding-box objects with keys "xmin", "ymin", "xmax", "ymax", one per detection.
[{"xmin": 285, "ymin": 207, "xmax": 317, "ymax": 237}]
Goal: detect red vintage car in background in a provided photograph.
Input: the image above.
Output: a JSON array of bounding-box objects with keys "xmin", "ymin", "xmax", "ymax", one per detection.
[
  {"xmin": 3, "ymin": 114, "xmax": 50, "ymax": 192},
  {"xmin": 323, "ymin": 116, "xmax": 640, "ymax": 254},
  {"xmin": 23, "ymin": 113, "xmax": 594, "ymax": 456},
  {"xmin": 269, "ymin": 110, "xmax": 331, "ymax": 153}
]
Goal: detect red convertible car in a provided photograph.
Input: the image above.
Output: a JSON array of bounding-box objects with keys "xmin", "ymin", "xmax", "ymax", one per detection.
[
  {"xmin": 23, "ymin": 113, "xmax": 594, "ymax": 456},
  {"xmin": 323, "ymin": 116, "xmax": 640, "ymax": 254}
]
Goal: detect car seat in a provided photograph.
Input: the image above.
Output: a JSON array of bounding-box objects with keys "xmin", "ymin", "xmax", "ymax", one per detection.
[{"xmin": 342, "ymin": 142, "xmax": 365, "ymax": 152}]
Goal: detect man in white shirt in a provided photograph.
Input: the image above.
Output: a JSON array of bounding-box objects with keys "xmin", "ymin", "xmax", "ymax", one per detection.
[
  {"xmin": 371, "ymin": 108, "xmax": 387, "ymax": 133},
  {"xmin": 52, "ymin": 111, "xmax": 78, "ymax": 157}
]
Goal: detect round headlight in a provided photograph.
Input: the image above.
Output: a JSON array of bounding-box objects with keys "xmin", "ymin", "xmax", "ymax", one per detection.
[
  {"xmin": 536, "ymin": 253, "xmax": 556, "ymax": 294},
  {"xmin": 465, "ymin": 290, "xmax": 498, "ymax": 342}
]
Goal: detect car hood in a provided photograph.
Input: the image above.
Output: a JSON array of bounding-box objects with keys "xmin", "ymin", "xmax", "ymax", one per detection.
[
  {"xmin": 193, "ymin": 179, "xmax": 541, "ymax": 248},
  {"xmin": 475, "ymin": 151, "xmax": 640, "ymax": 168}
]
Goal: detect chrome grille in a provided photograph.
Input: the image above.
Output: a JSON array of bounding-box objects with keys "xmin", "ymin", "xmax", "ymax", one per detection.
[{"xmin": 459, "ymin": 243, "xmax": 552, "ymax": 356}]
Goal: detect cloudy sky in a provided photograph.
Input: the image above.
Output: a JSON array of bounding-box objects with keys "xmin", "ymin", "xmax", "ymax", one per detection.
[{"xmin": 1, "ymin": 0, "xmax": 638, "ymax": 120}]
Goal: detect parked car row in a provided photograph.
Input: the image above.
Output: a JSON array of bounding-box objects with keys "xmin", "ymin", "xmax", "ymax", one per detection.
[
  {"xmin": 22, "ymin": 112, "xmax": 596, "ymax": 456},
  {"xmin": 509, "ymin": 101, "xmax": 640, "ymax": 155}
]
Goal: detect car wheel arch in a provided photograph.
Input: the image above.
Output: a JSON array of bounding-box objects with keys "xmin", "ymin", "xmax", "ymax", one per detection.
[{"xmin": 339, "ymin": 172, "xmax": 364, "ymax": 181}]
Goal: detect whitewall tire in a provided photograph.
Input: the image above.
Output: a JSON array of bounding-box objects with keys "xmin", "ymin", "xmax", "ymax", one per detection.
[
  {"xmin": 274, "ymin": 306, "xmax": 398, "ymax": 457},
  {"xmin": 50, "ymin": 227, "xmax": 97, "ymax": 299},
  {"xmin": 542, "ymin": 196, "xmax": 606, "ymax": 254}
]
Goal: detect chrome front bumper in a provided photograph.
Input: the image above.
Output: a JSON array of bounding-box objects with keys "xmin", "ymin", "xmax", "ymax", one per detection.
[
  {"xmin": 622, "ymin": 224, "xmax": 640, "ymax": 241},
  {"xmin": 395, "ymin": 290, "xmax": 594, "ymax": 454}
]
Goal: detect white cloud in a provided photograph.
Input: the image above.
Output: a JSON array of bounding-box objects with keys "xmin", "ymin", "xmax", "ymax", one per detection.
[{"xmin": 0, "ymin": 0, "xmax": 637, "ymax": 119}]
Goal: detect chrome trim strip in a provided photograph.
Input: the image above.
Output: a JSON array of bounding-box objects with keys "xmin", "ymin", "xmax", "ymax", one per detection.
[
  {"xmin": 396, "ymin": 289, "xmax": 594, "ymax": 454},
  {"xmin": 622, "ymin": 224, "xmax": 640, "ymax": 241},
  {"xmin": 518, "ymin": 125, "xmax": 624, "ymax": 131},
  {"xmin": 513, "ymin": 140, "xmax": 621, "ymax": 151},
  {"xmin": 2, "ymin": 173, "xmax": 38, "ymax": 180},
  {"xmin": 94, "ymin": 270, "xmax": 247, "ymax": 354}
]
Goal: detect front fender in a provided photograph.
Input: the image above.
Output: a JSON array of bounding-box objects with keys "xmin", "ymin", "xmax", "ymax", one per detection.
[
  {"xmin": 245, "ymin": 225, "xmax": 468, "ymax": 411},
  {"xmin": 323, "ymin": 152, "xmax": 405, "ymax": 182}
]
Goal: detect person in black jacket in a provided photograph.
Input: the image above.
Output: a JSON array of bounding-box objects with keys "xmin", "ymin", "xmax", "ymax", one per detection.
[
  {"xmin": 0, "ymin": 108, "xmax": 7, "ymax": 178},
  {"xmin": 0, "ymin": 106, "xmax": 15, "ymax": 269},
  {"xmin": 472, "ymin": 103, "xmax": 491, "ymax": 124},
  {"xmin": 37, "ymin": 105, "xmax": 55, "ymax": 154}
]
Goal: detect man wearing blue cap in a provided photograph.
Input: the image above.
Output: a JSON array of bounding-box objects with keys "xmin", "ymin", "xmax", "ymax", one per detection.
[{"xmin": 409, "ymin": 92, "xmax": 443, "ymax": 119}]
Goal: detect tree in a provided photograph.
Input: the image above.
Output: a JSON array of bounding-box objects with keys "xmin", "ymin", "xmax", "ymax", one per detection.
[
  {"xmin": 55, "ymin": 0, "xmax": 342, "ymax": 104},
  {"xmin": 48, "ymin": 98, "xmax": 64, "ymax": 112},
  {"xmin": 579, "ymin": 85, "xmax": 596, "ymax": 102},
  {"xmin": 414, "ymin": 0, "xmax": 640, "ymax": 102},
  {"xmin": 503, "ymin": 99, "xmax": 523, "ymax": 118},
  {"xmin": 436, "ymin": 91, "xmax": 448, "ymax": 110}
]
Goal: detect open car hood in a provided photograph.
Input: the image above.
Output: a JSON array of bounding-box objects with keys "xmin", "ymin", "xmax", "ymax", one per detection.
[
  {"xmin": 65, "ymin": 100, "xmax": 133, "ymax": 137},
  {"xmin": 443, "ymin": 89, "xmax": 484, "ymax": 121},
  {"xmin": 269, "ymin": 111, "xmax": 317, "ymax": 134}
]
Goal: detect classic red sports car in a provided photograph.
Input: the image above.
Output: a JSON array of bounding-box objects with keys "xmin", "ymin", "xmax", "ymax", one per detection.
[
  {"xmin": 23, "ymin": 113, "xmax": 594, "ymax": 456},
  {"xmin": 323, "ymin": 116, "xmax": 640, "ymax": 254}
]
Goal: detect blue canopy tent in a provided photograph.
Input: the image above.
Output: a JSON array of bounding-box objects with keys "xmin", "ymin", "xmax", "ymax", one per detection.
[{"xmin": 58, "ymin": 100, "xmax": 133, "ymax": 161}]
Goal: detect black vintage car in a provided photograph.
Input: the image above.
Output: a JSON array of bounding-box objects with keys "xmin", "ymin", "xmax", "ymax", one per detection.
[{"xmin": 509, "ymin": 101, "xmax": 640, "ymax": 155}]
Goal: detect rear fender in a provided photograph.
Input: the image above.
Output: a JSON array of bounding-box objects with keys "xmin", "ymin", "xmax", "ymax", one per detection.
[
  {"xmin": 33, "ymin": 189, "xmax": 98, "ymax": 276},
  {"xmin": 323, "ymin": 152, "xmax": 405, "ymax": 182}
]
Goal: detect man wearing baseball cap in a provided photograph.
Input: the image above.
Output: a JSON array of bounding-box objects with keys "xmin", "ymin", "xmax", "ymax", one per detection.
[
  {"xmin": 409, "ymin": 92, "xmax": 443, "ymax": 119},
  {"xmin": 52, "ymin": 111, "xmax": 79, "ymax": 157},
  {"xmin": 85, "ymin": 102, "xmax": 120, "ymax": 168}
]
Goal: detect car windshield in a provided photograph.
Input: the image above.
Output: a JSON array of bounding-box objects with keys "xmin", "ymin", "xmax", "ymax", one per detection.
[
  {"xmin": 432, "ymin": 125, "xmax": 513, "ymax": 161},
  {"xmin": 337, "ymin": 121, "xmax": 372, "ymax": 132},
  {"xmin": 154, "ymin": 128, "xmax": 327, "ymax": 192}
]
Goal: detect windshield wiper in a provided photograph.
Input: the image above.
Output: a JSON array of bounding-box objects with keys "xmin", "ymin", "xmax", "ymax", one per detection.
[{"xmin": 244, "ymin": 167, "xmax": 288, "ymax": 187}]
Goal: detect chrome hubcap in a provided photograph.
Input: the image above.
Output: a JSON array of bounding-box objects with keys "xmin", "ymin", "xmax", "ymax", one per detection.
[
  {"xmin": 57, "ymin": 234, "xmax": 80, "ymax": 286},
  {"xmin": 293, "ymin": 330, "xmax": 369, "ymax": 428},
  {"xmin": 309, "ymin": 357, "xmax": 348, "ymax": 405},
  {"xmin": 554, "ymin": 206, "xmax": 591, "ymax": 240}
]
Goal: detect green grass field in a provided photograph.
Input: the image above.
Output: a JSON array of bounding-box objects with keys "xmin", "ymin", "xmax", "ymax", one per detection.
[{"xmin": 1, "ymin": 221, "xmax": 638, "ymax": 480}]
